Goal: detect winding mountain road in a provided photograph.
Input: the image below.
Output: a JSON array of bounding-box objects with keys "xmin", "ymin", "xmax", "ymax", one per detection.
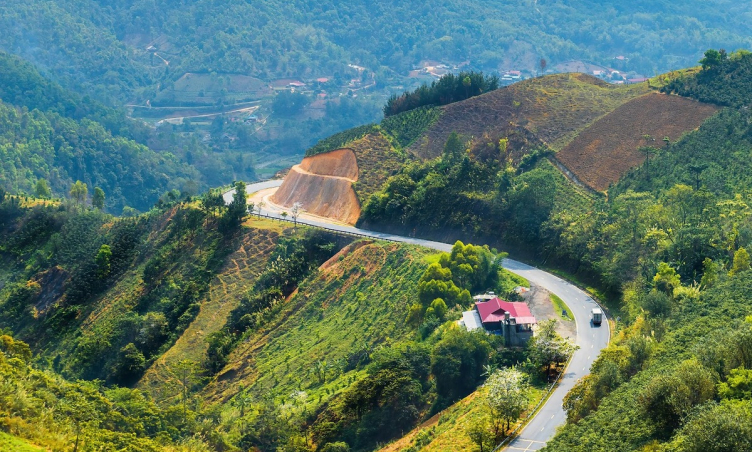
[{"xmin": 227, "ymin": 180, "xmax": 611, "ymax": 450}]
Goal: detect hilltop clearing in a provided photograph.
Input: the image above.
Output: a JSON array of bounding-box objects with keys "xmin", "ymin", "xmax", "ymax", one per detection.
[
  {"xmin": 408, "ymin": 74, "xmax": 650, "ymax": 160},
  {"xmin": 555, "ymin": 93, "xmax": 718, "ymax": 191}
]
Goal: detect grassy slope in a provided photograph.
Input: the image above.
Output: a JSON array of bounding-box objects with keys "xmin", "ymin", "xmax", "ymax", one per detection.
[
  {"xmin": 137, "ymin": 218, "xmax": 284, "ymax": 400},
  {"xmin": 378, "ymin": 385, "xmax": 545, "ymax": 452},
  {"xmin": 0, "ymin": 432, "xmax": 43, "ymax": 452},
  {"xmin": 350, "ymin": 133, "xmax": 409, "ymax": 206},
  {"xmin": 204, "ymin": 241, "xmax": 432, "ymax": 408}
]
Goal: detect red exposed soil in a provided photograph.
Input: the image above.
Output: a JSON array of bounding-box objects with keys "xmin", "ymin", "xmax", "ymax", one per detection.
[
  {"xmin": 272, "ymin": 148, "xmax": 361, "ymax": 224},
  {"xmin": 299, "ymin": 148, "xmax": 359, "ymax": 179},
  {"xmin": 555, "ymin": 93, "xmax": 719, "ymax": 191}
]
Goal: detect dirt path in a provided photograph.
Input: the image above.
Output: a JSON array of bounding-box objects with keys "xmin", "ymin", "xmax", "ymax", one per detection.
[
  {"xmin": 524, "ymin": 283, "xmax": 576, "ymax": 340},
  {"xmin": 157, "ymin": 105, "xmax": 259, "ymax": 125}
]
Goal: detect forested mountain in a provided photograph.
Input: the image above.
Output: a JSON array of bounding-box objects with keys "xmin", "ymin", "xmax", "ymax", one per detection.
[
  {"xmin": 2, "ymin": 0, "xmax": 752, "ymax": 102},
  {"xmin": 0, "ymin": 52, "xmax": 256, "ymax": 212}
]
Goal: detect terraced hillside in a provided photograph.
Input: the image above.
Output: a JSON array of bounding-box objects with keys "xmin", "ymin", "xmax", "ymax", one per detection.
[
  {"xmin": 555, "ymin": 93, "xmax": 719, "ymax": 191},
  {"xmin": 204, "ymin": 240, "xmax": 431, "ymax": 405},
  {"xmin": 408, "ymin": 74, "xmax": 651, "ymax": 160},
  {"xmin": 137, "ymin": 222, "xmax": 283, "ymax": 401}
]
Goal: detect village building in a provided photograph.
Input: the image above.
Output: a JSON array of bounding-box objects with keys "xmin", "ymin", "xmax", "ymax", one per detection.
[{"xmin": 459, "ymin": 296, "xmax": 537, "ymax": 346}]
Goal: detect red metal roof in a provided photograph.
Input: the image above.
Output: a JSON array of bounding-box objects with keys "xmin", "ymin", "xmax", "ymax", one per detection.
[{"xmin": 475, "ymin": 297, "xmax": 537, "ymax": 325}]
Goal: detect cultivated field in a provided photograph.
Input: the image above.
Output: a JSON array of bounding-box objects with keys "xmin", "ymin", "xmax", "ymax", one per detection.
[
  {"xmin": 555, "ymin": 93, "xmax": 718, "ymax": 192},
  {"xmin": 408, "ymin": 74, "xmax": 650, "ymax": 160},
  {"xmin": 203, "ymin": 241, "xmax": 431, "ymax": 407},
  {"xmin": 349, "ymin": 133, "xmax": 409, "ymax": 205},
  {"xmin": 137, "ymin": 223, "xmax": 282, "ymax": 401}
]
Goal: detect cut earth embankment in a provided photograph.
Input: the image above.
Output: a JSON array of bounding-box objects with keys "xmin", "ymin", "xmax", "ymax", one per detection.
[{"xmin": 272, "ymin": 148, "xmax": 362, "ymax": 224}]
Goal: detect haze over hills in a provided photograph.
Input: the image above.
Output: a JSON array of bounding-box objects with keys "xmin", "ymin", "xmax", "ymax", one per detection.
[{"xmin": 3, "ymin": 0, "xmax": 752, "ymax": 448}]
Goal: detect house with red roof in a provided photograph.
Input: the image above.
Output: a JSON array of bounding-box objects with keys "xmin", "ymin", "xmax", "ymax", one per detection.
[{"xmin": 459, "ymin": 297, "xmax": 536, "ymax": 346}]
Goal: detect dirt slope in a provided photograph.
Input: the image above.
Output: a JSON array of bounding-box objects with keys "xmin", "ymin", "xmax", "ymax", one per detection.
[
  {"xmin": 299, "ymin": 148, "xmax": 359, "ymax": 179},
  {"xmin": 272, "ymin": 148, "xmax": 361, "ymax": 224},
  {"xmin": 555, "ymin": 93, "xmax": 718, "ymax": 191}
]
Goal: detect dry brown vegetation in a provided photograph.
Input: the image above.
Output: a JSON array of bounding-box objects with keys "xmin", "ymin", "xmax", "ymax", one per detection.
[
  {"xmin": 555, "ymin": 93, "xmax": 719, "ymax": 191},
  {"xmin": 408, "ymin": 74, "xmax": 650, "ymax": 160}
]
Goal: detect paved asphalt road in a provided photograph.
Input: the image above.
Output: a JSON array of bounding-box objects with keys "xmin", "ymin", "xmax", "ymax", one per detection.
[{"xmin": 229, "ymin": 181, "xmax": 611, "ymax": 450}]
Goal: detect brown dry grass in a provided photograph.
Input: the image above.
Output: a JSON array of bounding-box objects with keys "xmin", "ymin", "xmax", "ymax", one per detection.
[
  {"xmin": 408, "ymin": 73, "xmax": 650, "ymax": 160},
  {"xmin": 555, "ymin": 93, "xmax": 718, "ymax": 192}
]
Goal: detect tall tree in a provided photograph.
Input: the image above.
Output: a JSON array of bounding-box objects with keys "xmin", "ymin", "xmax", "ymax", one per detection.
[
  {"xmin": 485, "ymin": 367, "xmax": 530, "ymax": 435},
  {"xmin": 92, "ymin": 187, "xmax": 105, "ymax": 210},
  {"xmin": 70, "ymin": 180, "xmax": 88, "ymax": 208},
  {"xmin": 35, "ymin": 178, "xmax": 51, "ymax": 198}
]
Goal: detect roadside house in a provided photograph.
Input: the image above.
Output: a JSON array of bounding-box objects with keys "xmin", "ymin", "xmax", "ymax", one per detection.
[{"xmin": 459, "ymin": 296, "xmax": 537, "ymax": 346}]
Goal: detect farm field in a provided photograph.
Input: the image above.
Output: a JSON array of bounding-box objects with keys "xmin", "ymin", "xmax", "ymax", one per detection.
[
  {"xmin": 555, "ymin": 93, "xmax": 718, "ymax": 192},
  {"xmin": 152, "ymin": 72, "xmax": 272, "ymax": 106}
]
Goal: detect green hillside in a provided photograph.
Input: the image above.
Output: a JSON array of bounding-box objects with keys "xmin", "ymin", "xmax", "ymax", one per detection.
[
  {"xmin": 0, "ymin": 188, "xmax": 569, "ymax": 451},
  {"xmin": 0, "ymin": 52, "xmax": 257, "ymax": 212},
  {"xmin": 3, "ymin": 0, "xmax": 752, "ymax": 102}
]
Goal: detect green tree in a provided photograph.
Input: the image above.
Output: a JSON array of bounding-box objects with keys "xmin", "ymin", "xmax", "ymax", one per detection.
[
  {"xmin": 700, "ymin": 49, "xmax": 725, "ymax": 70},
  {"xmin": 95, "ymin": 244, "xmax": 112, "ymax": 278},
  {"xmin": 35, "ymin": 178, "xmax": 51, "ymax": 198},
  {"xmin": 667, "ymin": 400, "xmax": 752, "ymax": 452},
  {"xmin": 201, "ymin": 188, "xmax": 225, "ymax": 217},
  {"xmin": 70, "ymin": 180, "xmax": 88, "ymax": 207},
  {"xmin": 730, "ymin": 247, "xmax": 750, "ymax": 276},
  {"xmin": 442, "ymin": 132, "xmax": 465, "ymax": 167},
  {"xmin": 639, "ymin": 359, "xmax": 716, "ymax": 435},
  {"xmin": 321, "ymin": 442, "xmax": 350, "ymax": 452},
  {"xmin": 485, "ymin": 367, "xmax": 529, "ymax": 435},
  {"xmin": 718, "ymin": 367, "xmax": 752, "ymax": 400},
  {"xmin": 431, "ymin": 330, "xmax": 492, "ymax": 403},
  {"xmin": 172, "ymin": 359, "xmax": 200, "ymax": 420},
  {"xmin": 527, "ymin": 320, "xmax": 576, "ymax": 380},
  {"xmin": 429, "ymin": 298, "xmax": 448, "ymax": 320},
  {"xmin": 653, "ymin": 262, "xmax": 681, "ymax": 296},
  {"xmin": 466, "ymin": 417, "xmax": 495, "ymax": 452},
  {"xmin": 92, "ymin": 187, "xmax": 105, "ymax": 210}
]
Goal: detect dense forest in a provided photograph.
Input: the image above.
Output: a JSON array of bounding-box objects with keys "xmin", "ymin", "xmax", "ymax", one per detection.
[{"xmin": 2, "ymin": 0, "xmax": 752, "ymax": 103}]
